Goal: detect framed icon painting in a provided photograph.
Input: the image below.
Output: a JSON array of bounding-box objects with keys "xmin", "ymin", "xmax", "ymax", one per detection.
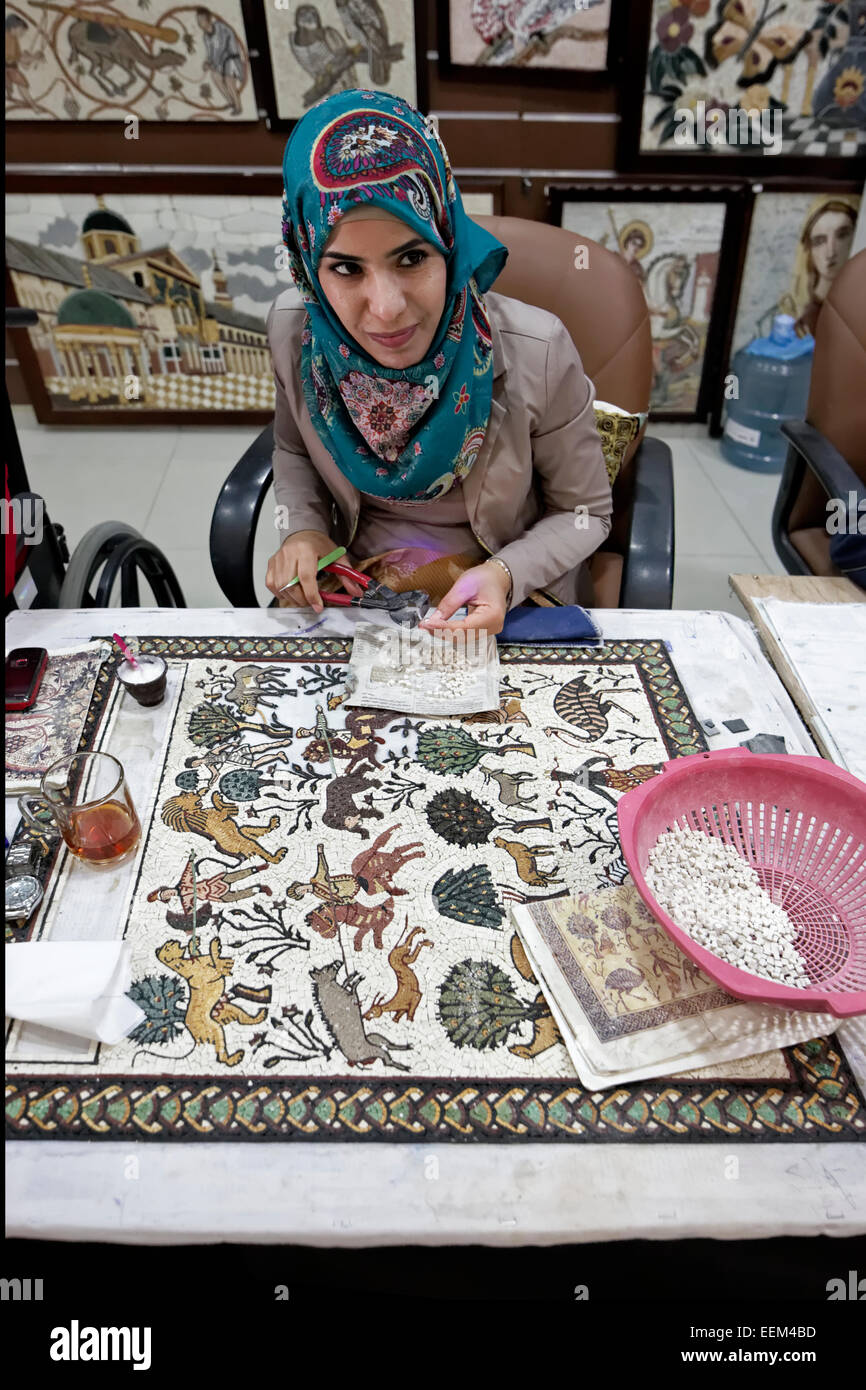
[{"xmin": 551, "ymin": 182, "xmax": 747, "ymax": 423}]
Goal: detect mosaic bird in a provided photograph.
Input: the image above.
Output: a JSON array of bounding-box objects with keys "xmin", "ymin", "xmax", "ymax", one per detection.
[
  {"xmin": 471, "ymin": 0, "xmax": 606, "ymax": 65},
  {"xmin": 290, "ymin": 3, "xmax": 359, "ymax": 92},
  {"xmin": 336, "ymin": 0, "xmax": 393, "ymax": 84},
  {"xmin": 604, "ymin": 965, "xmax": 646, "ymax": 1012}
]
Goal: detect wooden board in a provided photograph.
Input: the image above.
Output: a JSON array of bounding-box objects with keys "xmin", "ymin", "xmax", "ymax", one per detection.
[{"xmin": 729, "ymin": 573, "xmax": 865, "ymax": 763}]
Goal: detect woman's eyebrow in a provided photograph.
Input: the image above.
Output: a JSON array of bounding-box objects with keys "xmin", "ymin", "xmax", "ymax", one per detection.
[{"xmin": 320, "ymin": 236, "xmax": 430, "ymax": 261}]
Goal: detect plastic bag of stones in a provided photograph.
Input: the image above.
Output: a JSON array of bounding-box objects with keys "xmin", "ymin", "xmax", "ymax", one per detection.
[{"xmin": 345, "ymin": 622, "xmax": 501, "ymax": 715}]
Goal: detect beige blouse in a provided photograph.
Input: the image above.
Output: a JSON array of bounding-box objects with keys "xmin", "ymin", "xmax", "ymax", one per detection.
[{"xmin": 353, "ymin": 480, "xmax": 485, "ymax": 563}]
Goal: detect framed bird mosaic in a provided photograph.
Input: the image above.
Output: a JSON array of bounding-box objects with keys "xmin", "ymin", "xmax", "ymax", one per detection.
[
  {"xmin": 619, "ymin": 0, "xmax": 866, "ymax": 176},
  {"xmin": 439, "ymin": 0, "xmax": 618, "ymax": 76},
  {"xmin": 248, "ymin": 0, "xmax": 424, "ymax": 127}
]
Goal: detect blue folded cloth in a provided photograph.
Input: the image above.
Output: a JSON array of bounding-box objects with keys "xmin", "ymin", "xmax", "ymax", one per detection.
[{"xmin": 497, "ymin": 604, "xmax": 601, "ymax": 644}]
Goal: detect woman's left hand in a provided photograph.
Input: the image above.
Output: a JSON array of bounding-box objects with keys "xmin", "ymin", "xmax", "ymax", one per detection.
[{"xmin": 419, "ymin": 561, "xmax": 511, "ymax": 636}]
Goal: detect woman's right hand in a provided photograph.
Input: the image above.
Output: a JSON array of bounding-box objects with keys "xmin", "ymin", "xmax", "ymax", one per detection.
[{"xmin": 265, "ymin": 531, "xmax": 364, "ymax": 611}]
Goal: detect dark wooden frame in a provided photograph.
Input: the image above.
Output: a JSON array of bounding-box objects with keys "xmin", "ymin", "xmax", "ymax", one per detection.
[
  {"xmin": 617, "ymin": 0, "xmax": 866, "ymax": 179},
  {"xmin": 5, "ymin": 171, "xmax": 285, "ymax": 428},
  {"xmin": 246, "ymin": 0, "xmax": 430, "ymax": 131},
  {"xmin": 548, "ymin": 179, "xmax": 750, "ymax": 428},
  {"xmin": 437, "ymin": 0, "xmax": 625, "ymax": 84}
]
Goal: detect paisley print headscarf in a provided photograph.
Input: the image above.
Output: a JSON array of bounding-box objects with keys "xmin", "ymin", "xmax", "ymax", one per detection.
[{"xmin": 281, "ymin": 89, "xmax": 508, "ymax": 501}]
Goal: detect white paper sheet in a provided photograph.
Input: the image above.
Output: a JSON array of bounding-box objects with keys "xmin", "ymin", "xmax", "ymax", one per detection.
[{"xmin": 755, "ymin": 599, "xmax": 866, "ymax": 781}]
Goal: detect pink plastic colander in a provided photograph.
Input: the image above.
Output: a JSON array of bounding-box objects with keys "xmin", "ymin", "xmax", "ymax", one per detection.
[{"xmin": 617, "ymin": 749, "xmax": 866, "ymax": 1018}]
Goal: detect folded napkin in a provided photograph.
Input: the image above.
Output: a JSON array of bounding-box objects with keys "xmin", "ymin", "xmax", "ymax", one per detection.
[
  {"xmin": 5, "ymin": 941, "xmax": 145, "ymax": 1044},
  {"xmin": 497, "ymin": 604, "xmax": 601, "ymax": 644}
]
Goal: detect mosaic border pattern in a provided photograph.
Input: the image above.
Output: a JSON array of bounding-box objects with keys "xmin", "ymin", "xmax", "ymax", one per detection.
[
  {"xmin": 8, "ymin": 635, "xmax": 863, "ymax": 1143},
  {"xmin": 6, "ymin": 1038, "xmax": 864, "ymax": 1142}
]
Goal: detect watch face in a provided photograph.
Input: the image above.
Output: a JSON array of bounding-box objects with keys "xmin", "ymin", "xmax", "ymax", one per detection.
[{"xmin": 5, "ymin": 875, "xmax": 43, "ymax": 920}]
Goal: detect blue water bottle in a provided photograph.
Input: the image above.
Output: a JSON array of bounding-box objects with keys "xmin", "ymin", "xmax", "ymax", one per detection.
[{"xmin": 721, "ymin": 314, "xmax": 815, "ymax": 473}]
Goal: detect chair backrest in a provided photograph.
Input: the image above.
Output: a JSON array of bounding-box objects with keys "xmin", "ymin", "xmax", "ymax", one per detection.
[
  {"xmin": 475, "ymin": 215, "xmax": 653, "ymax": 448},
  {"xmin": 474, "ymin": 217, "xmax": 654, "ymax": 604},
  {"xmin": 781, "ymin": 248, "xmax": 866, "ymax": 574}
]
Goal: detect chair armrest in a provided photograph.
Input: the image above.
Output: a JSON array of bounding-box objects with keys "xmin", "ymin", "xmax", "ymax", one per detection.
[
  {"xmin": 779, "ymin": 420, "xmax": 862, "ymax": 499},
  {"xmin": 773, "ymin": 421, "xmax": 863, "ymax": 575},
  {"xmin": 618, "ymin": 435, "xmax": 675, "ymax": 609},
  {"xmin": 209, "ymin": 423, "xmax": 274, "ymax": 606}
]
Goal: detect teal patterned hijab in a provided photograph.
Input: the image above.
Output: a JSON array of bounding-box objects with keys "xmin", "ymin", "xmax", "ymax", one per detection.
[{"xmin": 281, "ymin": 89, "xmax": 508, "ymax": 501}]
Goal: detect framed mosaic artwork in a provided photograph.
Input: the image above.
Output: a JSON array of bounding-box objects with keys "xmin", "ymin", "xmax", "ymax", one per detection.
[
  {"xmin": 4, "ymin": 0, "xmax": 259, "ymax": 122},
  {"xmin": 458, "ymin": 180, "xmax": 506, "ymax": 218},
  {"xmin": 439, "ymin": 0, "xmax": 618, "ymax": 77},
  {"xmin": 619, "ymin": 1, "xmax": 866, "ymax": 176},
  {"xmin": 247, "ymin": 0, "xmax": 425, "ymax": 129},
  {"xmin": 729, "ymin": 184, "xmax": 862, "ymax": 354},
  {"xmin": 5, "ymin": 185, "xmax": 290, "ymax": 426},
  {"xmin": 549, "ymin": 182, "xmax": 748, "ymax": 423},
  {"xmin": 6, "ymin": 634, "xmax": 865, "ymax": 1144}
]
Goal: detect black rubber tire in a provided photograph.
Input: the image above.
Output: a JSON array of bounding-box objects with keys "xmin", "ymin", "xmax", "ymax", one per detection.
[{"xmin": 57, "ymin": 521, "xmax": 142, "ymax": 607}]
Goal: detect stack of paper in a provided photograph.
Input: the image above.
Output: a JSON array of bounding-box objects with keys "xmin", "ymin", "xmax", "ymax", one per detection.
[
  {"xmin": 510, "ymin": 882, "xmax": 835, "ymax": 1088},
  {"xmin": 756, "ymin": 598, "xmax": 866, "ymax": 783}
]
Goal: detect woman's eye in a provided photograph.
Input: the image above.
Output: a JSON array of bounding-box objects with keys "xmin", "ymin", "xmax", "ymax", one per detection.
[
  {"xmin": 330, "ymin": 261, "xmax": 362, "ymax": 277},
  {"xmin": 399, "ymin": 249, "xmax": 428, "ymax": 268}
]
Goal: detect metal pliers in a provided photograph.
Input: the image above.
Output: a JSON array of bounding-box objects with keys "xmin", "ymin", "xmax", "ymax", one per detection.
[{"xmin": 321, "ymin": 561, "xmax": 430, "ymax": 626}]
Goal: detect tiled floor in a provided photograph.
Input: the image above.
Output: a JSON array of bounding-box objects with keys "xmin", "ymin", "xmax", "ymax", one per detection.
[{"xmin": 11, "ymin": 407, "xmax": 785, "ymax": 614}]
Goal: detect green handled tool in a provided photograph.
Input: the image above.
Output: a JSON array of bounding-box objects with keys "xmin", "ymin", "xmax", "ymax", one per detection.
[{"xmin": 278, "ymin": 546, "xmax": 347, "ymax": 593}]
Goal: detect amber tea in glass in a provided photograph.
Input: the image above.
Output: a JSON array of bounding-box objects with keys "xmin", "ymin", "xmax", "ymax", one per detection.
[{"xmin": 18, "ymin": 751, "xmax": 141, "ymax": 865}]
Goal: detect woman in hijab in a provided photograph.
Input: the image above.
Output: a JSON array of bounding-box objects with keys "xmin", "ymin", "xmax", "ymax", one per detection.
[{"xmin": 265, "ymin": 89, "xmax": 612, "ymax": 634}]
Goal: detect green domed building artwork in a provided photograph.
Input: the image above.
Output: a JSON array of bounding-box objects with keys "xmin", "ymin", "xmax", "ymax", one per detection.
[{"xmin": 6, "ymin": 195, "xmax": 273, "ymax": 415}]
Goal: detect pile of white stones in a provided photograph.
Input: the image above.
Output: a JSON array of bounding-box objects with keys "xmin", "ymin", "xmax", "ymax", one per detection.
[{"xmin": 645, "ymin": 824, "xmax": 812, "ymax": 989}]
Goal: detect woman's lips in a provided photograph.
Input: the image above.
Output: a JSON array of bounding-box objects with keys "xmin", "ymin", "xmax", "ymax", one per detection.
[{"xmin": 367, "ymin": 324, "xmax": 418, "ymax": 348}]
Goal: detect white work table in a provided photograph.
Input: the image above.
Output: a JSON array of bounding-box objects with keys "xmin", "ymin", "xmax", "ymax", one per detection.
[{"xmin": 5, "ymin": 605, "xmax": 866, "ymax": 1246}]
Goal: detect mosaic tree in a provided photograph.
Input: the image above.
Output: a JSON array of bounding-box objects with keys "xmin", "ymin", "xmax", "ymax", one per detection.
[
  {"xmin": 438, "ymin": 959, "xmax": 548, "ymax": 1051},
  {"xmin": 432, "ymin": 864, "xmax": 505, "ymax": 929},
  {"xmin": 416, "ymin": 726, "xmax": 535, "ymax": 775},
  {"xmin": 425, "ymin": 787, "xmax": 551, "ymax": 846}
]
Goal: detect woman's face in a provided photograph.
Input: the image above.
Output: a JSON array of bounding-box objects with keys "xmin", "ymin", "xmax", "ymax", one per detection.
[
  {"xmin": 317, "ymin": 209, "xmax": 447, "ymax": 367},
  {"xmin": 807, "ymin": 210, "xmax": 854, "ymax": 282}
]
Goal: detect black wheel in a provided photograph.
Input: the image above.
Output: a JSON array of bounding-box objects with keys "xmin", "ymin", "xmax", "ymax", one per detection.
[{"xmin": 57, "ymin": 522, "xmax": 142, "ymax": 607}]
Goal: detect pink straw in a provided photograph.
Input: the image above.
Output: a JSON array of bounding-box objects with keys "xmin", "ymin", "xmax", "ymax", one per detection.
[{"xmin": 112, "ymin": 633, "xmax": 138, "ymax": 668}]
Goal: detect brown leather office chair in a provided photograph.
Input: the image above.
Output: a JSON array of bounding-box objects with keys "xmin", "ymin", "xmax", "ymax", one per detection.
[
  {"xmin": 211, "ymin": 217, "xmax": 672, "ymax": 608},
  {"xmin": 476, "ymin": 215, "xmax": 663, "ymax": 608},
  {"xmin": 774, "ymin": 247, "xmax": 866, "ymax": 577}
]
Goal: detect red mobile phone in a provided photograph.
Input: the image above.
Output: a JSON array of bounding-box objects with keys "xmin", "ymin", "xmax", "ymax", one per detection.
[{"xmin": 5, "ymin": 648, "xmax": 48, "ymax": 711}]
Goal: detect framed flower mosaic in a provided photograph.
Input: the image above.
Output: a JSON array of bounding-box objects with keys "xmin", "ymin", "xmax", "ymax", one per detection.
[{"xmin": 619, "ymin": 0, "xmax": 866, "ymax": 176}]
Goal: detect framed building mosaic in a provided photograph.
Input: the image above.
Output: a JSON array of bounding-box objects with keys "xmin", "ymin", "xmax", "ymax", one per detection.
[{"xmin": 5, "ymin": 185, "xmax": 291, "ymax": 425}]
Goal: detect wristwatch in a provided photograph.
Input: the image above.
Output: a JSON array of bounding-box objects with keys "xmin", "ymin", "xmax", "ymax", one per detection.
[{"xmin": 485, "ymin": 556, "xmax": 513, "ymax": 608}]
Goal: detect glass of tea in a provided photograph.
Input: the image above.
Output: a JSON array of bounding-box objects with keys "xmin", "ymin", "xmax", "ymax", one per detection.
[{"xmin": 18, "ymin": 751, "xmax": 141, "ymax": 866}]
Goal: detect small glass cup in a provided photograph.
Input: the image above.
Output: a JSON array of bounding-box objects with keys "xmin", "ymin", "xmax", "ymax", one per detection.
[
  {"xmin": 116, "ymin": 654, "xmax": 167, "ymax": 707},
  {"xmin": 18, "ymin": 751, "xmax": 141, "ymax": 866}
]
